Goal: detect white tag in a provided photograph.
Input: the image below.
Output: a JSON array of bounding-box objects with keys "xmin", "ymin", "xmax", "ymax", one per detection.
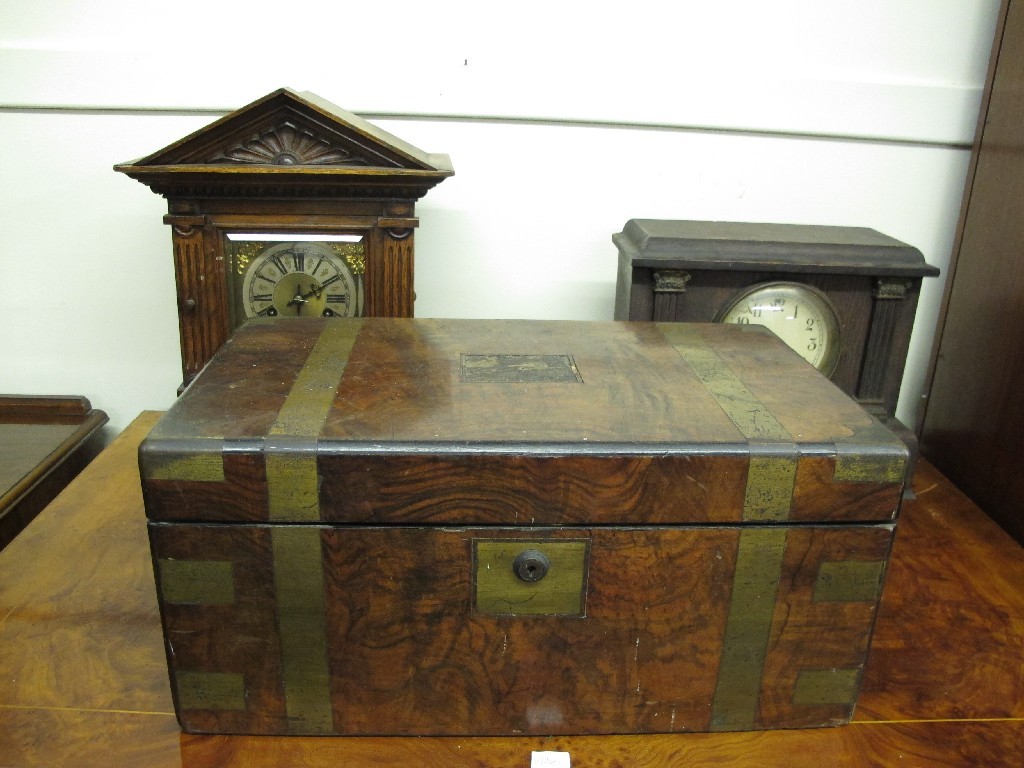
[{"xmin": 531, "ymin": 751, "xmax": 570, "ymax": 768}]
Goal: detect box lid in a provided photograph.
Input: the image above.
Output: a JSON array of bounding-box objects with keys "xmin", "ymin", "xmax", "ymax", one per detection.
[
  {"xmin": 140, "ymin": 318, "xmax": 907, "ymax": 525},
  {"xmin": 613, "ymin": 219, "xmax": 939, "ymax": 277}
]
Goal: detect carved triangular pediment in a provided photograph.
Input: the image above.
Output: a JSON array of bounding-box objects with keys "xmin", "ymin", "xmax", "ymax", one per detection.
[
  {"xmin": 115, "ymin": 88, "xmax": 453, "ymax": 200},
  {"xmin": 205, "ymin": 119, "xmax": 376, "ymax": 167}
]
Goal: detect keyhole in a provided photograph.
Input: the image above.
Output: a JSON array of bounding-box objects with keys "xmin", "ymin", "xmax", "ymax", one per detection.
[{"xmin": 512, "ymin": 549, "xmax": 551, "ymax": 582}]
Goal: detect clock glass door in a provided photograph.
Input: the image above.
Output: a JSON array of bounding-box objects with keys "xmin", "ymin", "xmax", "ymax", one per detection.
[{"xmin": 224, "ymin": 233, "xmax": 366, "ymax": 329}]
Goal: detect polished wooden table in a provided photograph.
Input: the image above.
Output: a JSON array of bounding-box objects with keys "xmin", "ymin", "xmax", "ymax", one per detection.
[{"xmin": 1, "ymin": 412, "xmax": 1022, "ymax": 766}]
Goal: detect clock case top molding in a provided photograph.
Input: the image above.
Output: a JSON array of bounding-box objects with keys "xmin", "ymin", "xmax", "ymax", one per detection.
[
  {"xmin": 613, "ymin": 219, "xmax": 939, "ymax": 419},
  {"xmin": 116, "ymin": 87, "xmax": 453, "ymax": 386}
]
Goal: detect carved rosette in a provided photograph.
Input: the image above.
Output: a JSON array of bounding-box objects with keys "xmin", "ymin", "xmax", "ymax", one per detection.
[{"xmin": 210, "ymin": 122, "xmax": 370, "ymax": 166}]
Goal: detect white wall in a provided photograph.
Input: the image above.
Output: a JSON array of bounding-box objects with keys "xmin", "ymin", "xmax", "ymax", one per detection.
[{"xmin": 0, "ymin": 1, "xmax": 1002, "ymax": 436}]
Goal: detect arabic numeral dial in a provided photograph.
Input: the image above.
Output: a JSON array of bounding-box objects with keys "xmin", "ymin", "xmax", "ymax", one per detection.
[{"xmin": 716, "ymin": 282, "xmax": 841, "ymax": 376}]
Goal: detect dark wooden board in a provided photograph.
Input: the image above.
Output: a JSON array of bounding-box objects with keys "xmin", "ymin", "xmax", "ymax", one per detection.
[
  {"xmin": 920, "ymin": 0, "xmax": 1024, "ymax": 545},
  {"xmin": 0, "ymin": 395, "xmax": 108, "ymax": 549}
]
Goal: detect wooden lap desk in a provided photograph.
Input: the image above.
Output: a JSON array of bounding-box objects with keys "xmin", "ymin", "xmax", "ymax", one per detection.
[
  {"xmin": 0, "ymin": 395, "xmax": 107, "ymax": 550},
  {"xmin": 0, "ymin": 412, "xmax": 1021, "ymax": 767}
]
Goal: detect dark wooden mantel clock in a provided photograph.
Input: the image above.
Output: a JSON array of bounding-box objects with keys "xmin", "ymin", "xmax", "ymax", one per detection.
[
  {"xmin": 116, "ymin": 88, "xmax": 453, "ymax": 387},
  {"xmin": 613, "ymin": 219, "xmax": 940, "ymax": 482}
]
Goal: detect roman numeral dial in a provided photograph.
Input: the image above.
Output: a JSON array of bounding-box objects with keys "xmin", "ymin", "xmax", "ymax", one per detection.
[{"xmin": 239, "ymin": 241, "xmax": 361, "ymax": 320}]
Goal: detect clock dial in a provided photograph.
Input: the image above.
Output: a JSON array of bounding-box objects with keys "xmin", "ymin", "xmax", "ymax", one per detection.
[
  {"xmin": 230, "ymin": 238, "xmax": 364, "ymax": 325},
  {"xmin": 717, "ymin": 281, "xmax": 841, "ymax": 376}
]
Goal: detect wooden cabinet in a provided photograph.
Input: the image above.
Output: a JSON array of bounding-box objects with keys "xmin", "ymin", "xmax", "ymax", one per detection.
[{"xmin": 920, "ymin": 0, "xmax": 1024, "ymax": 544}]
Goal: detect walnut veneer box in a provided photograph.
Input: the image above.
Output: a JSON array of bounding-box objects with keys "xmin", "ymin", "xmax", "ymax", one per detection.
[{"xmin": 140, "ymin": 317, "xmax": 907, "ymax": 736}]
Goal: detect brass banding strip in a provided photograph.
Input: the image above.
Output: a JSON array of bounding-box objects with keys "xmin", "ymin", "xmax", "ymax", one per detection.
[
  {"xmin": 272, "ymin": 526, "xmax": 333, "ymax": 733},
  {"xmin": 658, "ymin": 324, "xmax": 798, "ymax": 521},
  {"xmin": 267, "ymin": 319, "xmax": 362, "ymax": 521},
  {"xmin": 265, "ymin": 319, "xmax": 361, "ymax": 734},
  {"xmin": 265, "ymin": 443, "xmax": 320, "ymax": 522},
  {"xmin": 710, "ymin": 528, "xmax": 788, "ymax": 730},
  {"xmin": 144, "ymin": 452, "xmax": 225, "ymax": 482},
  {"xmin": 660, "ymin": 325, "xmax": 796, "ymax": 730},
  {"xmin": 743, "ymin": 454, "xmax": 799, "ymax": 522},
  {"xmin": 792, "ymin": 668, "xmax": 862, "ymax": 707},
  {"xmin": 834, "ymin": 420, "xmax": 907, "ymax": 484},
  {"xmin": 175, "ymin": 670, "xmax": 246, "ymax": 711},
  {"xmin": 658, "ymin": 324, "xmax": 791, "ymax": 442},
  {"xmin": 158, "ymin": 559, "xmax": 235, "ymax": 605}
]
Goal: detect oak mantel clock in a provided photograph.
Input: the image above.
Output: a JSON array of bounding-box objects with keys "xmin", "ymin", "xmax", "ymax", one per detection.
[
  {"xmin": 116, "ymin": 88, "xmax": 453, "ymax": 387},
  {"xmin": 613, "ymin": 219, "xmax": 940, "ymax": 427}
]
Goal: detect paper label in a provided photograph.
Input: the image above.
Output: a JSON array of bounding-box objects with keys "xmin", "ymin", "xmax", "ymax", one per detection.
[{"xmin": 531, "ymin": 752, "xmax": 570, "ymax": 768}]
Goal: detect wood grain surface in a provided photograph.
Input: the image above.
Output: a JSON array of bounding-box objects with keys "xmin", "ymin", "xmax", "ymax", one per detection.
[
  {"xmin": 141, "ymin": 319, "xmax": 905, "ymax": 526},
  {"xmin": 146, "ymin": 318, "xmax": 889, "ymax": 446},
  {"xmin": 148, "ymin": 523, "xmax": 893, "ymax": 735},
  {"xmin": 2, "ymin": 414, "xmax": 1023, "ymax": 765},
  {"xmin": 858, "ymin": 462, "xmax": 1024, "ymax": 723}
]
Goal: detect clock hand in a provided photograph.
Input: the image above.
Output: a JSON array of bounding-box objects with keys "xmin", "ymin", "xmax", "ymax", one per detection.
[
  {"xmin": 296, "ymin": 283, "xmax": 323, "ymax": 301},
  {"xmin": 297, "ymin": 274, "xmax": 342, "ymax": 301},
  {"xmin": 287, "ymin": 288, "xmax": 308, "ymax": 315},
  {"xmin": 319, "ymin": 274, "xmax": 342, "ymax": 289}
]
